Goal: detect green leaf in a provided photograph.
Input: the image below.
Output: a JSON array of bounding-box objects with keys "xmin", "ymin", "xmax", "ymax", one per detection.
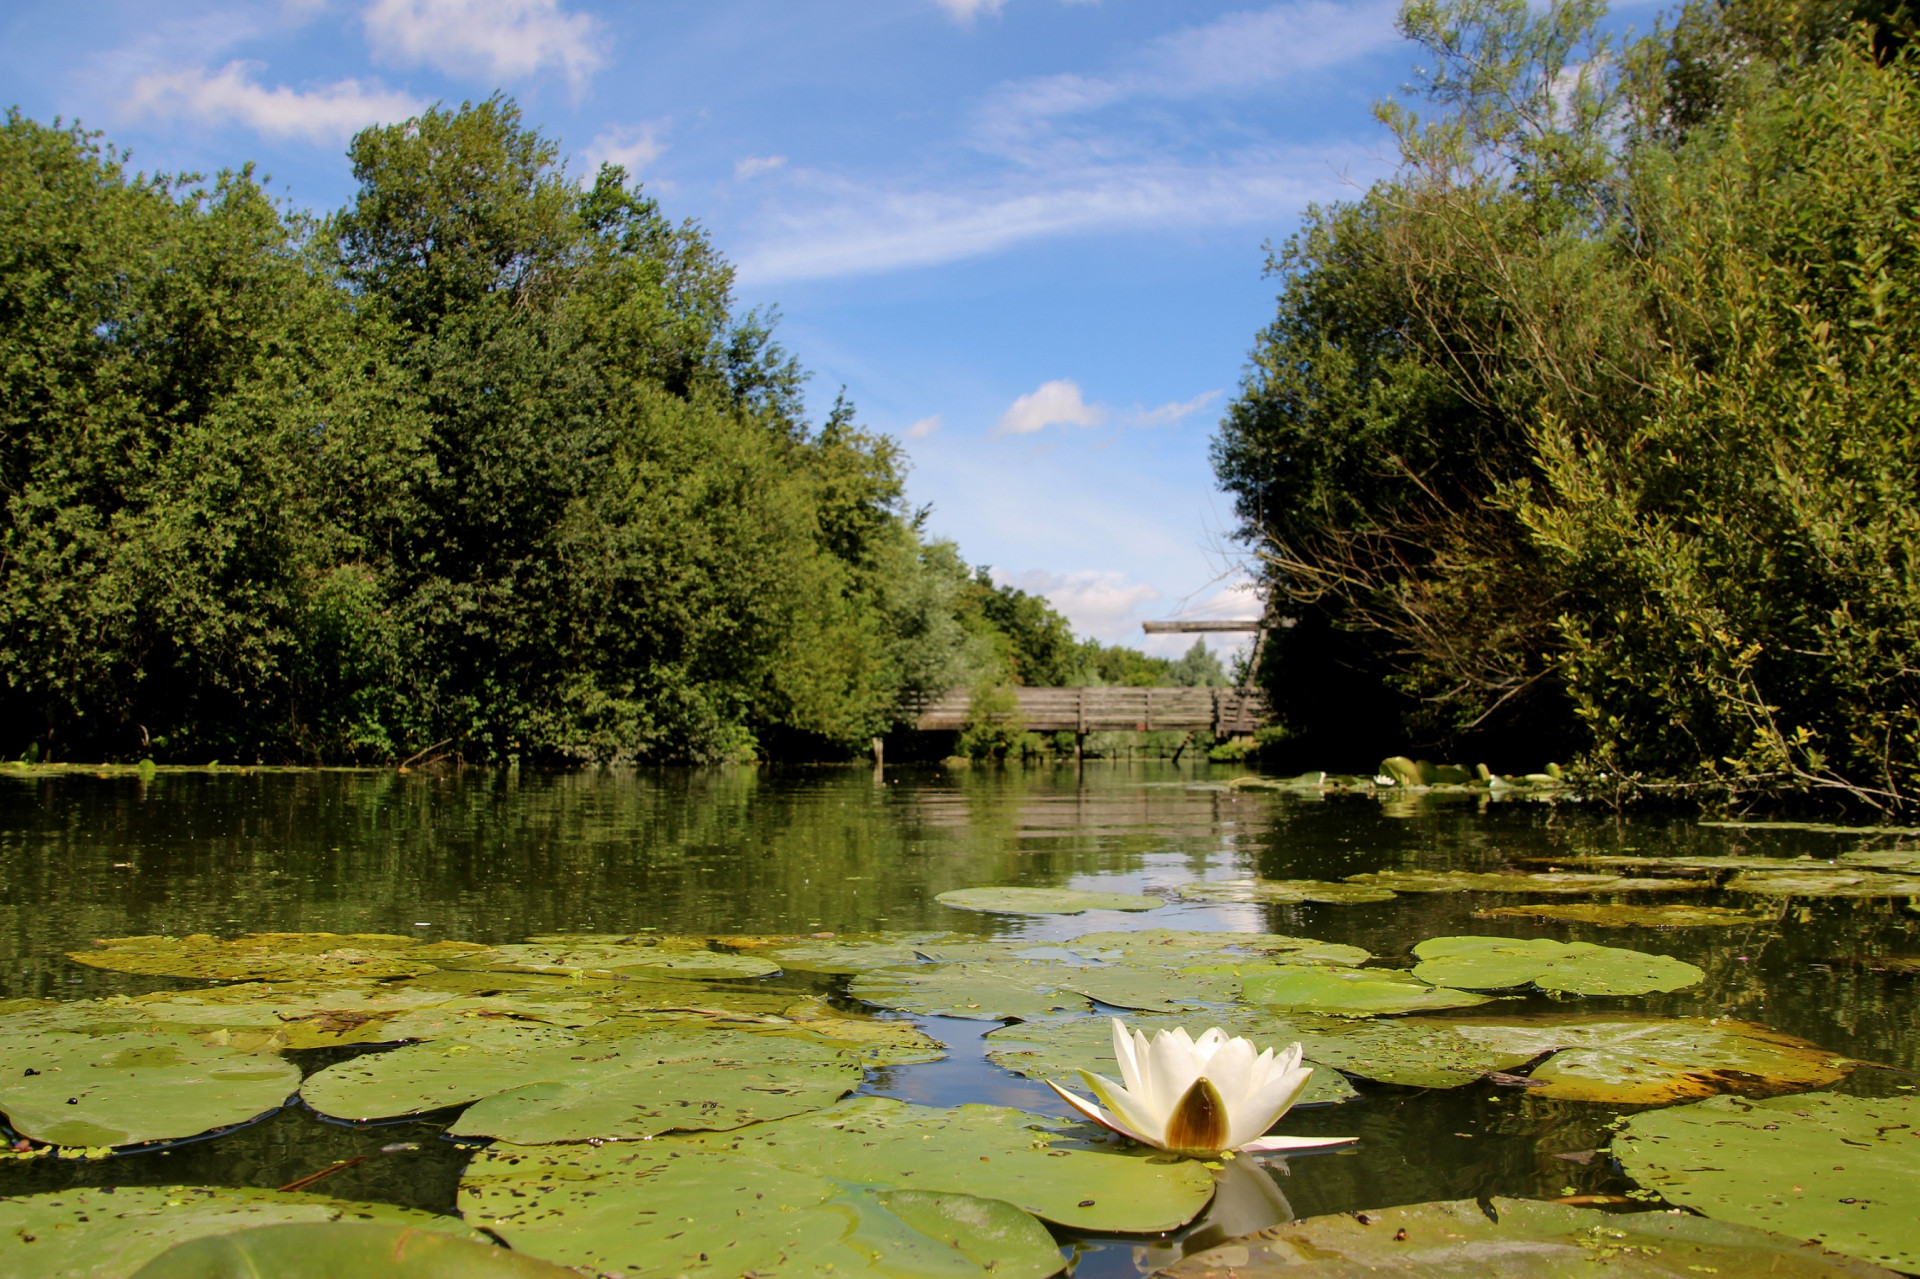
[
  {"xmin": 65, "ymin": 934, "xmax": 446, "ymax": 982},
  {"xmin": 762, "ymin": 934, "xmax": 965, "ymax": 974},
  {"xmin": 665, "ymin": 1096, "xmax": 1217, "ymax": 1233},
  {"xmin": 458, "ymin": 1141, "xmax": 1068, "ymax": 1279},
  {"xmin": 130, "ymin": 1222, "xmax": 576, "ymax": 1278},
  {"xmin": 0, "ymin": 1186, "xmax": 486, "ymax": 1279},
  {"xmin": 1443, "ymin": 1014, "xmax": 1850, "ymax": 1103},
  {"xmin": 1725, "ymin": 870, "xmax": 1920, "ymax": 897},
  {"xmin": 301, "ymin": 1028, "xmax": 860, "ymax": 1140},
  {"xmin": 1473, "ymin": 902, "xmax": 1775, "ymax": 927},
  {"xmin": 934, "ymin": 888, "xmax": 1166, "ymax": 915},
  {"xmin": 1061, "ymin": 930, "xmax": 1373, "ymax": 967},
  {"xmin": 451, "ymin": 939, "xmax": 782, "ymax": 979},
  {"xmin": 1342, "ymin": 870, "xmax": 1658, "ymax": 894},
  {"xmin": 850, "ymin": 962, "xmax": 1093, "ymax": 1021},
  {"xmin": 1174, "ymin": 879, "xmax": 1398, "ymax": 905},
  {"xmin": 1410, "ymin": 936, "xmax": 1704, "ymax": 995},
  {"xmin": 1615, "ymin": 1093, "xmax": 1920, "ymax": 1272},
  {"xmin": 1283, "ymin": 1018, "xmax": 1541, "ymax": 1087},
  {"xmin": 1241, "ymin": 967, "xmax": 1493, "ymax": 1016},
  {"xmin": 0, "ymin": 1028, "xmax": 298, "ymax": 1148},
  {"xmin": 1157, "ymin": 1196, "xmax": 1898, "ymax": 1277},
  {"xmin": 983, "ymin": 1014, "xmax": 1358, "ymax": 1106}
]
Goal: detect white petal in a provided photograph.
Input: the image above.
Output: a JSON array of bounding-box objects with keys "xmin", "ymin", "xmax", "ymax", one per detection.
[
  {"xmin": 1236, "ymin": 1133, "xmax": 1357, "ymax": 1152},
  {"xmin": 1046, "ymin": 1079, "xmax": 1159, "ymax": 1147},
  {"xmin": 1075, "ymin": 1071, "xmax": 1168, "ymax": 1148},
  {"xmin": 1226, "ymin": 1063, "xmax": 1315, "ymax": 1149},
  {"xmin": 1206, "ymin": 1036, "xmax": 1259, "ymax": 1107},
  {"xmin": 1111, "ymin": 1018, "xmax": 1146, "ymax": 1094},
  {"xmin": 1146, "ymin": 1028, "xmax": 1204, "ymax": 1116}
]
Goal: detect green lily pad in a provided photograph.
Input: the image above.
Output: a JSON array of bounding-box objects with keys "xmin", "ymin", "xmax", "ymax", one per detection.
[
  {"xmin": 1474, "ymin": 902, "xmax": 1776, "ymax": 928},
  {"xmin": 65, "ymin": 934, "xmax": 445, "ymax": 982},
  {"xmin": 850, "ymin": 962, "xmax": 1093, "ymax": 1021},
  {"xmin": 1061, "ymin": 930, "xmax": 1373, "ymax": 968},
  {"xmin": 1158, "ymin": 1196, "xmax": 1900, "ymax": 1277},
  {"xmin": 130, "ymin": 1222, "xmax": 575, "ymax": 1278},
  {"xmin": 1410, "ymin": 936, "xmax": 1704, "ymax": 995},
  {"xmin": 1341, "ymin": 870, "xmax": 1634, "ymax": 893},
  {"xmin": 1839, "ymin": 850, "xmax": 1920, "ymax": 871},
  {"xmin": 1725, "ymin": 870, "xmax": 1920, "ymax": 897},
  {"xmin": 1699, "ymin": 819, "xmax": 1920, "ymax": 836},
  {"xmin": 1174, "ymin": 880, "xmax": 1398, "ymax": 905},
  {"xmin": 301, "ymin": 1028, "xmax": 860, "ymax": 1140},
  {"xmin": 1242, "ymin": 967, "xmax": 1493, "ymax": 1016},
  {"xmin": 459, "ymin": 1141, "xmax": 1067, "ymax": 1279},
  {"xmin": 983, "ymin": 1014, "xmax": 1358, "ymax": 1106},
  {"xmin": 934, "ymin": 887, "xmax": 1166, "ymax": 915},
  {"xmin": 1615, "ymin": 1093, "xmax": 1920, "ymax": 1272},
  {"xmin": 763, "ymin": 934, "xmax": 964, "ymax": 974},
  {"xmin": 1518, "ymin": 854, "xmax": 1828, "ymax": 872},
  {"xmin": 1442, "ymin": 1015, "xmax": 1850, "ymax": 1103},
  {"xmin": 1063, "ymin": 962, "xmax": 1335, "ymax": 1013},
  {"xmin": 0, "ymin": 1185, "xmax": 487, "ymax": 1279},
  {"xmin": 0, "ymin": 1028, "xmax": 298, "ymax": 1148},
  {"xmin": 451, "ymin": 940, "xmax": 782, "ymax": 979},
  {"xmin": 1285, "ymin": 1017, "xmax": 1542, "ymax": 1087},
  {"xmin": 666, "ymin": 1096, "xmax": 1216, "ymax": 1233}
]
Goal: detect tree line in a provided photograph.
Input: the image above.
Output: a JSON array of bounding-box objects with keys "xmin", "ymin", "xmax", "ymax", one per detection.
[
  {"xmin": 1217, "ymin": 0, "xmax": 1920, "ymax": 805},
  {"xmin": 0, "ymin": 99, "xmax": 1215, "ymax": 765}
]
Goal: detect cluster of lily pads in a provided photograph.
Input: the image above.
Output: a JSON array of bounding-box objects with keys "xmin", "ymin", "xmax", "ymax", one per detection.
[
  {"xmin": 0, "ymin": 920, "xmax": 1913, "ymax": 1277},
  {"xmin": 1219, "ymin": 757, "xmax": 1572, "ymax": 798}
]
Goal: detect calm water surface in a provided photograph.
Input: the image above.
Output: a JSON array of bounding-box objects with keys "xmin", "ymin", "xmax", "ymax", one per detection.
[{"xmin": 1, "ymin": 762, "xmax": 1915, "ymax": 1273}]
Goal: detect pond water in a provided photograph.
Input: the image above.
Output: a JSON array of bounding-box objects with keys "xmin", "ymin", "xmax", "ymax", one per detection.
[{"xmin": 0, "ymin": 762, "xmax": 1916, "ymax": 1276}]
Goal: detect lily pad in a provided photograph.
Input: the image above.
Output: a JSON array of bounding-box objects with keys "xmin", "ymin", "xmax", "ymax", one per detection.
[
  {"xmin": 1410, "ymin": 936, "xmax": 1704, "ymax": 995},
  {"xmin": 1725, "ymin": 870, "xmax": 1920, "ymax": 897},
  {"xmin": 1158, "ymin": 1196, "xmax": 1900, "ymax": 1277},
  {"xmin": 1285, "ymin": 1017, "xmax": 1542, "ymax": 1088},
  {"xmin": 983, "ymin": 1014, "xmax": 1358, "ymax": 1106},
  {"xmin": 763, "ymin": 934, "xmax": 964, "ymax": 974},
  {"xmin": 459, "ymin": 1141, "xmax": 1067, "ymax": 1279},
  {"xmin": 1839, "ymin": 850, "xmax": 1920, "ymax": 871},
  {"xmin": 0, "ymin": 1186, "xmax": 487, "ymax": 1279},
  {"xmin": 1474, "ymin": 902, "xmax": 1775, "ymax": 928},
  {"xmin": 65, "ymin": 934, "xmax": 444, "ymax": 982},
  {"xmin": 451, "ymin": 940, "xmax": 782, "ymax": 979},
  {"xmin": 1242, "ymin": 967, "xmax": 1493, "ymax": 1016},
  {"xmin": 1442, "ymin": 1015, "xmax": 1850, "ymax": 1103},
  {"xmin": 0, "ymin": 1028, "xmax": 298, "ymax": 1148},
  {"xmin": 1341, "ymin": 870, "xmax": 1636, "ymax": 894},
  {"xmin": 1062, "ymin": 930, "xmax": 1373, "ymax": 968},
  {"xmin": 1174, "ymin": 880, "xmax": 1397, "ymax": 905},
  {"xmin": 1699, "ymin": 819, "xmax": 1920, "ymax": 836},
  {"xmin": 1615, "ymin": 1093, "xmax": 1920, "ymax": 1272},
  {"xmin": 130, "ymin": 1222, "xmax": 575, "ymax": 1278},
  {"xmin": 666, "ymin": 1096, "xmax": 1217, "ymax": 1233},
  {"xmin": 301, "ymin": 1028, "xmax": 860, "ymax": 1141},
  {"xmin": 851, "ymin": 962, "xmax": 1092, "ymax": 1021},
  {"xmin": 934, "ymin": 887, "xmax": 1166, "ymax": 915}
]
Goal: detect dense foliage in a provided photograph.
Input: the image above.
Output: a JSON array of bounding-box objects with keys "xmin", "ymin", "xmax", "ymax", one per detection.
[
  {"xmin": 1216, "ymin": 0, "xmax": 1920, "ymax": 804},
  {"xmin": 0, "ymin": 99, "xmax": 1193, "ymax": 765}
]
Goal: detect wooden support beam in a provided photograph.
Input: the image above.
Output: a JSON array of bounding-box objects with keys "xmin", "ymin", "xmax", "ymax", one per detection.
[{"xmin": 1141, "ymin": 619, "xmax": 1264, "ymax": 633}]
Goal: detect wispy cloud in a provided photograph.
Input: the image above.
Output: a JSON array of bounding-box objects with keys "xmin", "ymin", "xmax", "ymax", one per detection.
[
  {"xmin": 733, "ymin": 1, "xmax": 1401, "ymax": 283},
  {"xmin": 585, "ymin": 121, "xmax": 667, "ymax": 175},
  {"xmin": 904, "ymin": 414, "xmax": 943, "ymax": 440},
  {"xmin": 734, "ymin": 154, "xmax": 786, "ymax": 180},
  {"xmin": 363, "ymin": 0, "xmax": 605, "ymax": 90},
  {"xmin": 1128, "ymin": 389, "xmax": 1221, "ymax": 427},
  {"xmin": 122, "ymin": 61, "xmax": 424, "ymax": 143},
  {"xmin": 933, "ymin": 0, "xmax": 1009, "ymax": 22},
  {"xmin": 996, "ymin": 379, "xmax": 1104, "ymax": 436},
  {"xmin": 995, "ymin": 567, "xmax": 1161, "ymax": 643}
]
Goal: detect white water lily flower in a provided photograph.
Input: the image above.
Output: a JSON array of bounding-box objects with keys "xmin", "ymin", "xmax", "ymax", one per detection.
[{"xmin": 1047, "ymin": 1019, "xmax": 1356, "ymax": 1158}]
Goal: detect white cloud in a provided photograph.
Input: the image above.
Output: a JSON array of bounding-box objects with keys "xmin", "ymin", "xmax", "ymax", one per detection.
[
  {"xmin": 363, "ymin": 0, "xmax": 605, "ymax": 89},
  {"xmin": 904, "ymin": 414, "xmax": 943, "ymax": 440},
  {"xmin": 1129, "ymin": 390, "xmax": 1221, "ymax": 427},
  {"xmin": 995, "ymin": 568, "xmax": 1160, "ymax": 644},
  {"xmin": 585, "ymin": 122, "xmax": 667, "ymax": 175},
  {"xmin": 995, "ymin": 380, "xmax": 1104, "ymax": 436},
  {"xmin": 122, "ymin": 62, "xmax": 424, "ymax": 143},
  {"xmin": 734, "ymin": 154, "xmax": 787, "ymax": 180},
  {"xmin": 934, "ymin": 0, "xmax": 1009, "ymax": 21}
]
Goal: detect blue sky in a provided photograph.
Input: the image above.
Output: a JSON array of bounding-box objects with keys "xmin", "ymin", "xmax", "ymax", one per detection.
[{"xmin": 3, "ymin": 0, "xmax": 1442, "ymax": 658}]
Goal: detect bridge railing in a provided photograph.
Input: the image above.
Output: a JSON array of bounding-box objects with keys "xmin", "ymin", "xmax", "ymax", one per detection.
[{"xmin": 910, "ymin": 686, "xmax": 1269, "ymax": 735}]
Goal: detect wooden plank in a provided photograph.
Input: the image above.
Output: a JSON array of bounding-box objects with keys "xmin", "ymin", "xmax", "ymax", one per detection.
[{"xmin": 912, "ymin": 686, "xmax": 1271, "ymax": 733}]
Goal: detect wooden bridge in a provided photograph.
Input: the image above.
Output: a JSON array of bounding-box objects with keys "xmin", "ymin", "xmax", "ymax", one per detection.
[{"xmin": 912, "ymin": 686, "xmax": 1270, "ymax": 735}]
